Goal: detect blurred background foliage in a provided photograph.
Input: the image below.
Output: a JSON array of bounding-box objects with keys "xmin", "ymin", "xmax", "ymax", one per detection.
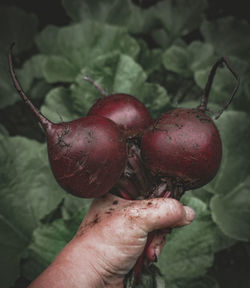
[{"xmin": 0, "ymin": 1, "xmax": 249, "ymax": 287}]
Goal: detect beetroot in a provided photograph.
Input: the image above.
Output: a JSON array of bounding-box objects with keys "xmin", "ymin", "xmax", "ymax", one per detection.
[
  {"xmin": 141, "ymin": 108, "xmax": 222, "ymax": 190},
  {"xmin": 8, "ymin": 45, "xmax": 127, "ymax": 198},
  {"xmin": 84, "ymin": 77, "xmax": 153, "ymax": 138},
  {"xmin": 85, "ymin": 77, "xmax": 153, "ymax": 200},
  {"xmin": 141, "ymin": 57, "xmax": 240, "ymax": 195}
]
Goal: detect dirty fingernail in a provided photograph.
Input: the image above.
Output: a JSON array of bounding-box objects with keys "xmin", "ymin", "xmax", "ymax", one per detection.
[{"xmin": 184, "ymin": 206, "xmax": 195, "ymax": 222}]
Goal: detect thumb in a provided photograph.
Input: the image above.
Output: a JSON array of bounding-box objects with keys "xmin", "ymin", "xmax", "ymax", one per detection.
[{"xmin": 126, "ymin": 198, "xmax": 195, "ymax": 233}]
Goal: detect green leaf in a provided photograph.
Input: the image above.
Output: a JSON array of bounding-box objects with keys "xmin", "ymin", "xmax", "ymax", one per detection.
[
  {"xmin": 210, "ymin": 176, "xmax": 250, "ymax": 241},
  {"xmin": 136, "ymin": 39, "xmax": 163, "ymax": 75},
  {"xmin": 152, "ymin": 0, "xmax": 207, "ymax": 48},
  {"xmin": 0, "ymin": 134, "xmax": 64, "ymax": 286},
  {"xmin": 62, "ymin": 0, "xmax": 155, "ymax": 34},
  {"xmin": 157, "ymin": 196, "xmax": 213, "ymax": 282},
  {"xmin": 158, "ymin": 195, "xmax": 234, "ymax": 283},
  {"xmin": 201, "ymin": 17, "xmax": 250, "ymax": 62},
  {"xmin": 236, "ymin": 70, "xmax": 250, "ymax": 112},
  {"xmin": 188, "ymin": 41, "xmax": 215, "ymax": 72},
  {"xmin": 0, "ymin": 52, "xmax": 46, "ymax": 109},
  {"xmin": 41, "ymin": 87, "xmax": 80, "ymax": 123},
  {"xmin": 17, "ymin": 55, "xmax": 48, "ymax": 92},
  {"xmin": 206, "ymin": 111, "xmax": 250, "ymax": 195},
  {"xmin": 43, "ymin": 55, "xmax": 78, "ymax": 83},
  {"xmin": 162, "ymin": 41, "xmax": 215, "ymax": 77},
  {"xmin": 169, "ymin": 275, "xmax": 220, "ymax": 288},
  {"xmin": 37, "ymin": 21, "xmax": 140, "ymax": 83},
  {"xmin": 22, "ymin": 208, "xmax": 88, "ymax": 281},
  {"xmin": 62, "ymin": 194, "xmax": 92, "ymax": 220},
  {"xmin": 35, "ymin": 25, "xmax": 59, "ymax": 54},
  {"xmin": 70, "ymin": 52, "xmax": 169, "ymax": 118},
  {"xmin": 62, "ymin": 0, "xmax": 119, "ymax": 22},
  {"xmin": 0, "ymin": 135, "xmax": 65, "ymax": 236},
  {"xmin": 163, "ymin": 45, "xmax": 191, "ymax": 77},
  {"xmin": 27, "ymin": 80, "xmax": 51, "ymax": 103},
  {"xmin": 194, "ymin": 111, "xmax": 250, "ymax": 241},
  {"xmin": 0, "ymin": 213, "xmax": 28, "ymax": 288}
]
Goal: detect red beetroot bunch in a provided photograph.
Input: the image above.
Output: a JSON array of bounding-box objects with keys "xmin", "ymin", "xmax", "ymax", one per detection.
[{"xmin": 8, "ymin": 44, "xmax": 239, "ymax": 285}]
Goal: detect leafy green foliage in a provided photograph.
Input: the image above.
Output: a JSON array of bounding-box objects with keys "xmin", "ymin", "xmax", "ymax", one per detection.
[
  {"xmin": 170, "ymin": 276, "xmax": 220, "ymax": 288},
  {"xmin": 151, "ymin": 0, "xmax": 207, "ymax": 48},
  {"xmin": 0, "ymin": 1, "xmax": 250, "ymax": 287},
  {"xmin": 22, "ymin": 208, "xmax": 88, "ymax": 280},
  {"xmin": 0, "ymin": 132, "xmax": 65, "ymax": 286},
  {"xmin": 207, "ymin": 112, "xmax": 250, "ymax": 241},
  {"xmin": 41, "ymin": 52, "xmax": 169, "ymax": 120},
  {"xmin": 36, "ymin": 20, "xmax": 140, "ymax": 83},
  {"xmin": 192, "ymin": 111, "xmax": 250, "ymax": 243},
  {"xmin": 62, "ymin": 0, "xmax": 155, "ymax": 34},
  {"xmin": 126, "ymin": 265, "xmax": 167, "ymax": 288},
  {"xmin": 201, "ymin": 17, "xmax": 250, "ymax": 62},
  {"xmin": 205, "ymin": 112, "xmax": 250, "ymax": 196},
  {"xmin": 157, "ymin": 196, "xmax": 234, "ymax": 285},
  {"xmin": 211, "ymin": 176, "xmax": 250, "ymax": 241},
  {"xmin": 163, "ymin": 41, "xmax": 215, "ymax": 77}
]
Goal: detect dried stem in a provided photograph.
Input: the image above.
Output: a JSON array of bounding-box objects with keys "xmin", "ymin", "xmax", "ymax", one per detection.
[
  {"xmin": 197, "ymin": 57, "xmax": 240, "ymax": 119},
  {"xmin": 116, "ymin": 176, "xmax": 139, "ymax": 200},
  {"xmin": 127, "ymin": 145, "xmax": 152, "ymax": 197},
  {"xmin": 83, "ymin": 76, "xmax": 108, "ymax": 97},
  {"xmin": 8, "ymin": 43, "xmax": 51, "ymax": 130}
]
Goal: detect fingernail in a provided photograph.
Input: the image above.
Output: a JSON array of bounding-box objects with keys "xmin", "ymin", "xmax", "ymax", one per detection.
[{"xmin": 184, "ymin": 206, "xmax": 195, "ymax": 223}]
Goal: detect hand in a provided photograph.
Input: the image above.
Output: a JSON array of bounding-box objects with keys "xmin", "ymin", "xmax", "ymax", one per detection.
[{"xmin": 29, "ymin": 193, "xmax": 195, "ymax": 288}]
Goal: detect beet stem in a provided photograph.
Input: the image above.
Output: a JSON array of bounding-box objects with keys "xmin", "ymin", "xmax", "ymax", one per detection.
[
  {"xmin": 214, "ymin": 58, "xmax": 240, "ymax": 119},
  {"xmin": 8, "ymin": 43, "xmax": 51, "ymax": 131},
  {"xmin": 116, "ymin": 176, "xmax": 139, "ymax": 200},
  {"xmin": 128, "ymin": 145, "xmax": 151, "ymax": 196},
  {"xmin": 198, "ymin": 57, "xmax": 240, "ymax": 118},
  {"xmin": 83, "ymin": 76, "xmax": 108, "ymax": 97}
]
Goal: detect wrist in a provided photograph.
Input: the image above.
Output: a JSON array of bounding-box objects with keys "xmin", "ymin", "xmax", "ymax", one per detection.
[
  {"xmin": 69, "ymin": 237, "xmax": 125, "ymax": 287},
  {"xmin": 29, "ymin": 239, "xmax": 105, "ymax": 288},
  {"xmin": 54, "ymin": 239, "xmax": 106, "ymax": 287}
]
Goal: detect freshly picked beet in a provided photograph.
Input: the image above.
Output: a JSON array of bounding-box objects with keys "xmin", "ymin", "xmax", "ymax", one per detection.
[
  {"xmin": 84, "ymin": 76, "xmax": 153, "ymax": 139},
  {"xmin": 141, "ymin": 57, "xmax": 240, "ymax": 197},
  {"xmin": 84, "ymin": 77, "xmax": 153, "ymax": 199},
  {"xmin": 46, "ymin": 116, "xmax": 127, "ymax": 198},
  {"xmin": 141, "ymin": 108, "xmax": 222, "ymax": 191},
  {"xmin": 8, "ymin": 45, "xmax": 127, "ymax": 198}
]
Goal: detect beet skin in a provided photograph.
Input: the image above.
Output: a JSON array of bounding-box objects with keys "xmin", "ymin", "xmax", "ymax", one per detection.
[
  {"xmin": 141, "ymin": 108, "xmax": 222, "ymax": 190},
  {"xmin": 46, "ymin": 116, "xmax": 127, "ymax": 198},
  {"xmin": 88, "ymin": 93, "xmax": 153, "ymax": 138}
]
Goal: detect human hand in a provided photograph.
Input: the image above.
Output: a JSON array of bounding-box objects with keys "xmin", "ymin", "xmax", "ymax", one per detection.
[{"xmin": 29, "ymin": 193, "xmax": 195, "ymax": 288}]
